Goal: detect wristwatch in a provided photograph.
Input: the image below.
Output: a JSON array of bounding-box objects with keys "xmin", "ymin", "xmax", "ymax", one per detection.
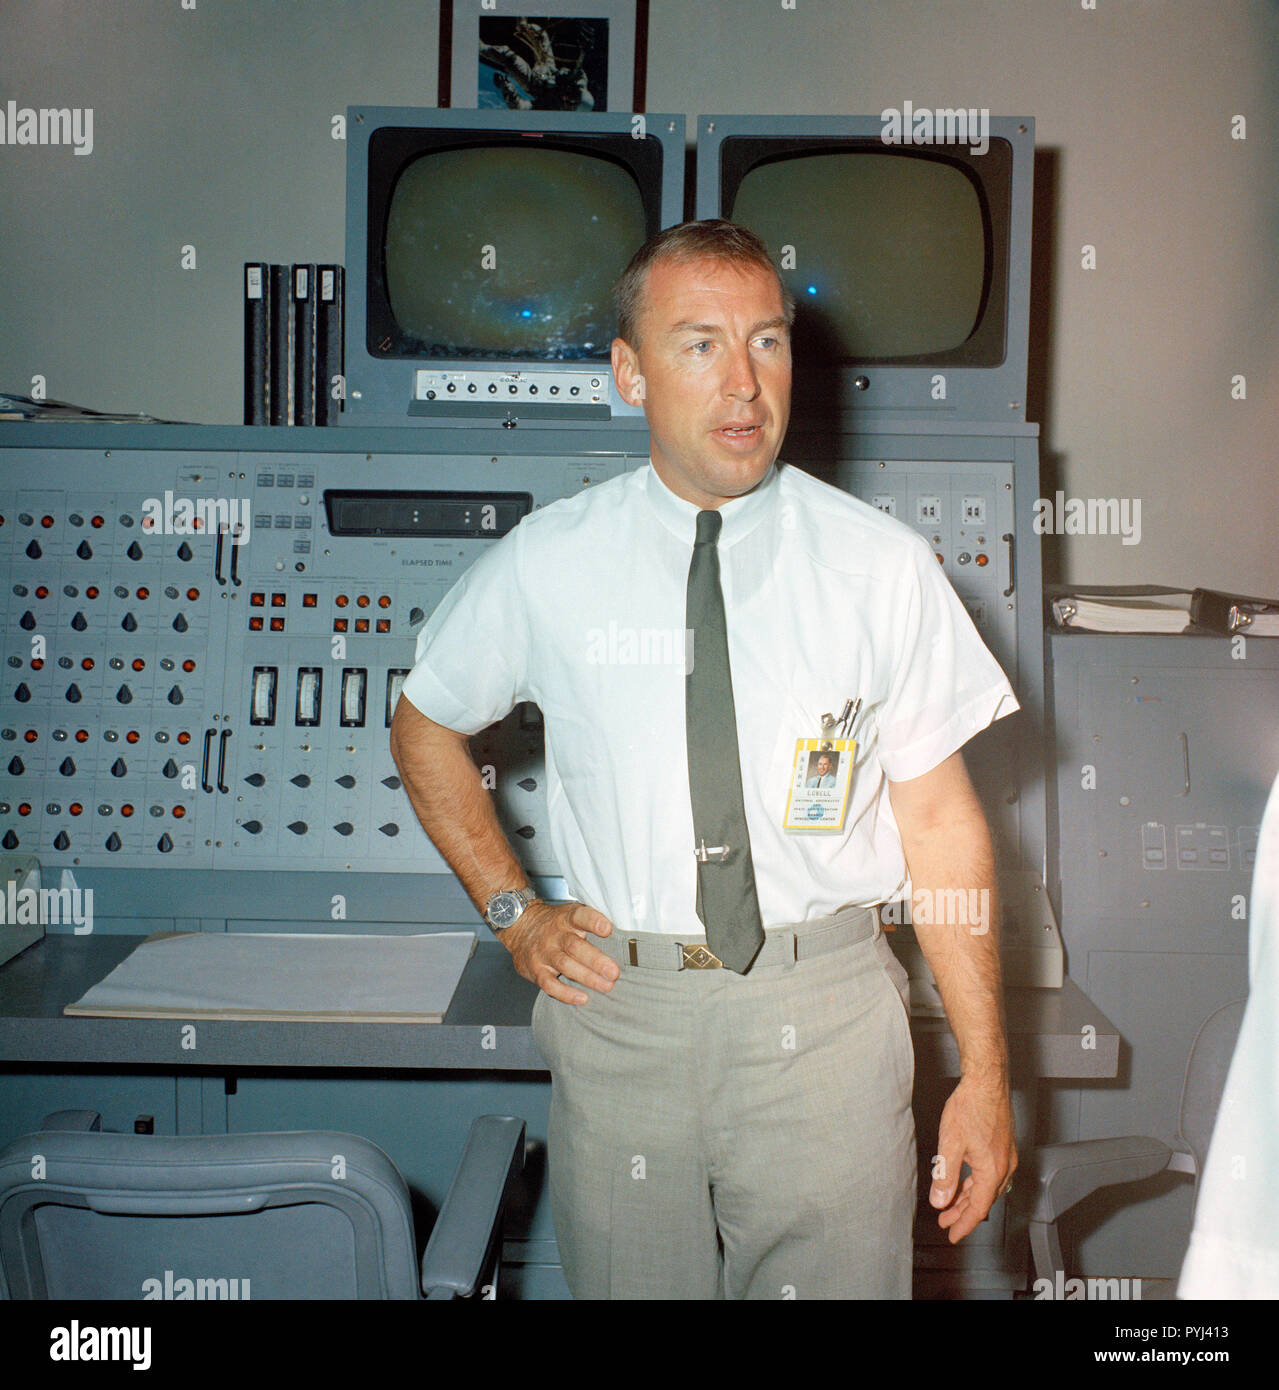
[{"xmin": 483, "ymin": 887, "xmax": 539, "ymax": 933}]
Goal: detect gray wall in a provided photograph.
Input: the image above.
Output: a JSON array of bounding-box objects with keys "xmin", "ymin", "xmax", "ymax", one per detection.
[{"xmin": 1, "ymin": 0, "xmax": 1276, "ymax": 592}]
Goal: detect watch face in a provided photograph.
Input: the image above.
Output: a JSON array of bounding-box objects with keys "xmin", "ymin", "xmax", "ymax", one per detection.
[{"xmin": 488, "ymin": 893, "xmax": 522, "ymax": 929}]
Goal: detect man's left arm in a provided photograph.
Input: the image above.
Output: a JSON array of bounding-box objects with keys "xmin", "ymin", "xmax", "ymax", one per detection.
[{"xmin": 887, "ymin": 749, "xmax": 1018, "ymax": 1243}]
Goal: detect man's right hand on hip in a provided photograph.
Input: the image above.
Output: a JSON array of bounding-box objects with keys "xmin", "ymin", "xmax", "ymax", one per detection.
[{"xmin": 504, "ymin": 900, "xmax": 618, "ymax": 1005}]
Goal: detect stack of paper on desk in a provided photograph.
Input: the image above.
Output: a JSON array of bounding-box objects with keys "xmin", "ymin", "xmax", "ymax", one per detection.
[{"xmin": 64, "ymin": 931, "xmax": 477, "ymax": 1024}]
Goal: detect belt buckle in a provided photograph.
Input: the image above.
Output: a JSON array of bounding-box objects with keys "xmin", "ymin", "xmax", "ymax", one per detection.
[{"xmin": 679, "ymin": 942, "xmax": 722, "ymax": 970}]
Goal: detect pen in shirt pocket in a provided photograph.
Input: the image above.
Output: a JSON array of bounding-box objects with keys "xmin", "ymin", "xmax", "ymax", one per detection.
[{"xmin": 821, "ymin": 697, "xmax": 862, "ymax": 740}]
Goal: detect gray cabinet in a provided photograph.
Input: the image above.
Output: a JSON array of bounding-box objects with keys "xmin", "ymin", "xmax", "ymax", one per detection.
[{"xmin": 1046, "ymin": 632, "xmax": 1278, "ymax": 1278}]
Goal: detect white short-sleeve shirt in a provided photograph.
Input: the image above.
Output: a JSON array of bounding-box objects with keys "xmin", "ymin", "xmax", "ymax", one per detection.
[
  {"xmin": 401, "ymin": 460, "xmax": 1019, "ymax": 934},
  {"xmin": 1178, "ymin": 767, "xmax": 1279, "ymax": 1298}
]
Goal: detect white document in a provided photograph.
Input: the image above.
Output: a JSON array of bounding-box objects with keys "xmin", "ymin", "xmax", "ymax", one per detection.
[{"xmin": 64, "ymin": 931, "xmax": 478, "ymax": 1024}]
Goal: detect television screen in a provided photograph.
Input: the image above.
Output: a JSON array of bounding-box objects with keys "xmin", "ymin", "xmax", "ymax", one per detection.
[
  {"xmin": 719, "ymin": 137, "xmax": 1012, "ymax": 369},
  {"xmin": 729, "ymin": 149, "xmax": 989, "ymax": 361},
  {"xmin": 382, "ymin": 142, "xmax": 646, "ymax": 361}
]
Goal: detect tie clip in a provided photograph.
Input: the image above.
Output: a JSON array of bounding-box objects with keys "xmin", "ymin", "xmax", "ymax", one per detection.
[{"xmin": 694, "ymin": 840, "xmax": 730, "ymax": 862}]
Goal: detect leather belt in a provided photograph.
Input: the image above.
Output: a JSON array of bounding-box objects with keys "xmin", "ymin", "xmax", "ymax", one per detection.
[{"xmin": 593, "ymin": 903, "xmax": 883, "ymax": 972}]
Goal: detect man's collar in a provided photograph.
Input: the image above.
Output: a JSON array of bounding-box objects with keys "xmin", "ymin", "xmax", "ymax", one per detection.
[{"xmin": 644, "ymin": 460, "xmax": 780, "ymax": 547}]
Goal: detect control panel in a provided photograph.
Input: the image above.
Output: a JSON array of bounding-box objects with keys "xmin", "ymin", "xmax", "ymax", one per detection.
[
  {"xmin": 830, "ymin": 459, "xmax": 1019, "ymax": 682},
  {"xmin": 0, "ymin": 449, "xmax": 625, "ymax": 875},
  {"xmin": 1, "ymin": 443, "xmax": 1029, "ymax": 887},
  {"xmin": 1050, "ymin": 636, "xmax": 1279, "ymax": 938},
  {"xmin": 413, "ymin": 368, "xmax": 613, "ymax": 415}
]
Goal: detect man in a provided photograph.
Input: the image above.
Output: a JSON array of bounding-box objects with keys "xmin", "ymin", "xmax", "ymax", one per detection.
[
  {"xmin": 807, "ymin": 752, "xmax": 837, "ymax": 789},
  {"xmin": 390, "ymin": 219, "xmax": 1018, "ymax": 1299}
]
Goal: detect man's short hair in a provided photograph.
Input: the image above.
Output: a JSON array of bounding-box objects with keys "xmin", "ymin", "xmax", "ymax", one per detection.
[{"xmin": 613, "ymin": 218, "xmax": 796, "ymax": 349}]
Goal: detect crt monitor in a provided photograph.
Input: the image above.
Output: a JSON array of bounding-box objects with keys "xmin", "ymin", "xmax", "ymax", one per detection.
[
  {"xmin": 343, "ymin": 106, "xmax": 685, "ymax": 430},
  {"xmin": 695, "ymin": 114, "xmax": 1034, "ymax": 423}
]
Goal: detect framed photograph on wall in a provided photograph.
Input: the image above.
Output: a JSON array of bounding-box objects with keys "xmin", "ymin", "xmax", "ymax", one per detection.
[{"xmin": 440, "ymin": 0, "xmax": 649, "ymax": 112}]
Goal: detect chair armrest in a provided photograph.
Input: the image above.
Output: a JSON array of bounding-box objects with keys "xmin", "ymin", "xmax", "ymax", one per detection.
[
  {"xmin": 1027, "ymin": 1136, "xmax": 1174, "ymax": 1222},
  {"xmin": 39, "ymin": 1110, "xmax": 102, "ymax": 1132},
  {"xmin": 420, "ymin": 1115, "xmax": 526, "ymax": 1299}
]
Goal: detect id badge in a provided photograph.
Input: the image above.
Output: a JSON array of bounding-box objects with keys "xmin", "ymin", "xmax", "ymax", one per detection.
[{"xmin": 783, "ymin": 738, "xmax": 855, "ymax": 832}]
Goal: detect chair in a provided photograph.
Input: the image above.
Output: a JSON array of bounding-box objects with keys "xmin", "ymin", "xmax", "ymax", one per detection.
[
  {"xmin": 1023, "ymin": 997, "xmax": 1245, "ymax": 1299},
  {"xmin": 0, "ymin": 1110, "xmax": 525, "ymax": 1300}
]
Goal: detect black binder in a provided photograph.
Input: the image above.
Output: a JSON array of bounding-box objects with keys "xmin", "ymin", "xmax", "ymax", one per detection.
[
  {"xmin": 292, "ymin": 264, "xmax": 317, "ymax": 426},
  {"xmin": 268, "ymin": 264, "xmax": 292, "ymax": 425},
  {"xmin": 1190, "ymin": 588, "xmax": 1279, "ymax": 635},
  {"xmin": 315, "ymin": 265, "xmax": 344, "ymax": 426},
  {"xmin": 243, "ymin": 263, "xmax": 269, "ymax": 425}
]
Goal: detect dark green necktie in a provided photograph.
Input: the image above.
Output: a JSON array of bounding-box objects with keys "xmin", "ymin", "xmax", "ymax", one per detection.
[{"xmin": 685, "ymin": 508, "xmax": 766, "ymax": 974}]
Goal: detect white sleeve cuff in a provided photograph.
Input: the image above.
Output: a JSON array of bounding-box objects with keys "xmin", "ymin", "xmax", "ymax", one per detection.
[
  {"xmin": 878, "ymin": 684, "xmax": 1020, "ymax": 783},
  {"xmin": 399, "ymin": 662, "xmax": 495, "ymax": 737}
]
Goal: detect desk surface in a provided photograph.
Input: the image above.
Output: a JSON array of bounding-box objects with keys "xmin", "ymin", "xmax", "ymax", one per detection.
[{"xmin": 0, "ymin": 935, "xmax": 1119, "ymax": 1077}]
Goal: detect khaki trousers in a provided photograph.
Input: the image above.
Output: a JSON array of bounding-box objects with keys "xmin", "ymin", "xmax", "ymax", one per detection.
[{"xmin": 531, "ymin": 910, "xmax": 917, "ymax": 1299}]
